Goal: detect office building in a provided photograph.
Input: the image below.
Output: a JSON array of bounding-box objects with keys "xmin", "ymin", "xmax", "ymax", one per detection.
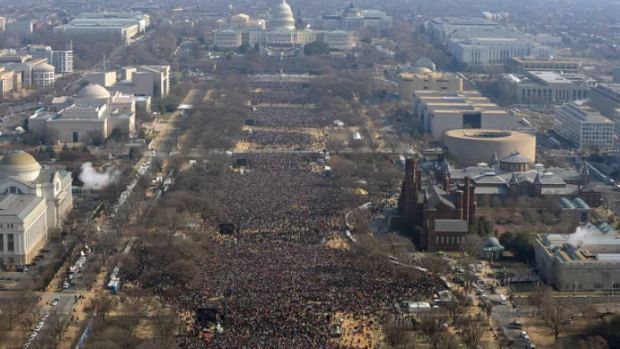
[
  {"xmin": 426, "ymin": 17, "xmax": 500, "ymax": 43},
  {"xmin": 54, "ymin": 12, "xmax": 149, "ymax": 42},
  {"xmin": 447, "ymin": 37, "xmax": 554, "ymax": 65},
  {"xmin": 398, "ymin": 68, "xmax": 463, "ymax": 103},
  {"xmin": 223, "ymin": 14, "xmax": 265, "ymax": 30},
  {"xmin": 498, "ymin": 71, "xmax": 594, "ymax": 105},
  {"xmin": 25, "ymin": 41, "xmax": 73, "ymax": 73},
  {"xmin": 69, "ymin": 12, "xmax": 149, "ymax": 32},
  {"xmin": 86, "ymin": 65, "xmax": 169, "ymax": 98},
  {"xmin": 413, "ymin": 91, "xmax": 511, "ymax": 139},
  {"xmin": 54, "ymin": 23, "xmax": 139, "ymax": 42},
  {"xmin": 28, "ymin": 84, "xmax": 136, "ymax": 144},
  {"xmin": 554, "ymin": 102, "xmax": 614, "ymax": 152},
  {"xmin": 614, "ymin": 110, "xmax": 620, "ymax": 148},
  {"xmin": 0, "ymin": 68, "xmax": 21, "ymax": 97},
  {"xmin": 588, "ymin": 84, "xmax": 620, "ymax": 118},
  {"xmin": 213, "ymin": 0, "xmax": 354, "ymax": 50},
  {"xmin": 6, "ymin": 20, "xmax": 33, "ymax": 35},
  {"xmin": 311, "ymin": 2, "xmax": 392, "ymax": 31},
  {"xmin": 13, "ymin": 59, "xmax": 55, "ymax": 88},
  {"xmin": 0, "ymin": 17, "xmax": 6, "ymax": 32},
  {"xmin": 535, "ymin": 223, "xmax": 620, "ymax": 291},
  {"xmin": 505, "ymin": 57, "xmax": 580, "ymax": 74},
  {"xmin": 0, "ymin": 151, "xmax": 73, "ymax": 266},
  {"xmin": 0, "ymin": 53, "xmax": 32, "ymax": 64}
]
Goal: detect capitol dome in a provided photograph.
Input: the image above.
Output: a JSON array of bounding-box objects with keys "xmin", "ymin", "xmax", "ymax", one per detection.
[
  {"xmin": 76, "ymin": 84, "xmax": 111, "ymax": 99},
  {"xmin": 0, "ymin": 151, "xmax": 42, "ymax": 182},
  {"xmin": 268, "ymin": 0, "xmax": 295, "ymax": 30}
]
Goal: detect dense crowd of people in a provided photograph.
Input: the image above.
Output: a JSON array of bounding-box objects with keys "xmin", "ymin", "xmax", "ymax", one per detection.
[
  {"xmin": 217, "ymin": 153, "xmax": 340, "ymax": 231},
  {"xmin": 239, "ymin": 130, "xmax": 316, "ymax": 147},
  {"xmin": 250, "ymin": 82, "xmax": 318, "ymax": 105},
  {"xmin": 251, "ymin": 106, "xmax": 330, "ymax": 128},
  {"xmin": 179, "ymin": 231, "xmax": 444, "ymax": 349},
  {"xmin": 172, "ymin": 81, "xmax": 445, "ymax": 349}
]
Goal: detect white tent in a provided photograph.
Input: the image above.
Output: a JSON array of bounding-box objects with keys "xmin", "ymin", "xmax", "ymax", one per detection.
[{"xmin": 406, "ymin": 302, "xmax": 431, "ymax": 313}]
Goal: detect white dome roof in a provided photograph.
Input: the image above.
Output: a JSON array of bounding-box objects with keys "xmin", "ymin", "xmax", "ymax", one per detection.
[
  {"xmin": 0, "ymin": 151, "xmax": 41, "ymax": 182},
  {"xmin": 33, "ymin": 63, "xmax": 55, "ymax": 71},
  {"xmin": 76, "ymin": 84, "xmax": 111, "ymax": 99},
  {"xmin": 269, "ymin": 0, "xmax": 295, "ymax": 30},
  {"xmin": 274, "ymin": 0, "xmax": 293, "ymax": 14}
]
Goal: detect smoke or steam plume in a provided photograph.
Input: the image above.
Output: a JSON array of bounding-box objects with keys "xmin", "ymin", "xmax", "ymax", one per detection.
[
  {"xmin": 79, "ymin": 162, "xmax": 121, "ymax": 190},
  {"xmin": 567, "ymin": 225, "xmax": 598, "ymax": 246}
]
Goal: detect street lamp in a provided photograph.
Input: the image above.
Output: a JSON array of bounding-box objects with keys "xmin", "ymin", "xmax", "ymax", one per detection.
[{"xmin": 574, "ymin": 281, "xmax": 577, "ymax": 296}]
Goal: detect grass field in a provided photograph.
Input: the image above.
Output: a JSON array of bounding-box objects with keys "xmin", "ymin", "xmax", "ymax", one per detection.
[{"xmin": 160, "ymin": 112, "xmax": 174, "ymax": 122}]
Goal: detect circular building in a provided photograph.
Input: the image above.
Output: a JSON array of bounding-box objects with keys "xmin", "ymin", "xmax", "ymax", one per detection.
[
  {"xmin": 268, "ymin": 0, "xmax": 295, "ymax": 30},
  {"xmin": 32, "ymin": 63, "xmax": 55, "ymax": 88},
  {"xmin": 479, "ymin": 237, "xmax": 505, "ymax": 260},
  {"xmin": 444, "ymin": 129, "xmax": 535, "ymax": 167},
  {"xmin": 499, "ymin": 151, "xmax": 532, "ymax": 172},
  {"xmin": 75, "ymin": 84, "xmax": 111, "ymax": 101},
  {"xmin": 0, "ymin": 151, "xmax": 42, "ymax": 182}
]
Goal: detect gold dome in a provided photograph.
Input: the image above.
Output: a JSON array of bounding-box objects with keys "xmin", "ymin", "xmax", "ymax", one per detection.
[{"xmin": 0, "ymin": 151, "xmax": 38, "ymax": 166}]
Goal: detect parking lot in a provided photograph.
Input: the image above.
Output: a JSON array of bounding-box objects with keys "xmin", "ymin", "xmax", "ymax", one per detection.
[{"xmin": 0, "ymin": 242, "xmax": 66, "ymax": 290}]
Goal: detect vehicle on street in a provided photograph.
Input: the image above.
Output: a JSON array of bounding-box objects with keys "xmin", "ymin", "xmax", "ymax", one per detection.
[{"xmin": 51, "ymin": 300, "xmax": 58, "ymax": 306}]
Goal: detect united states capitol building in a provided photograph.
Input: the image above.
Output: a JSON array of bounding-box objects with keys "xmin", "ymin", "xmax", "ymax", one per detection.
[{"xmin": 213, "ymin": 0, "xmax": 353, "ymax": 50}]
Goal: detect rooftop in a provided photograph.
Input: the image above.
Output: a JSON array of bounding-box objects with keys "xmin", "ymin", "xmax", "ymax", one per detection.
[
  {"xmin": 435, "ymin": 219, "xmax": 468, "ymax": 233},
  {"xmin": 431, "ymin": 16, "xmax": 498, "ymax": 26},
  {"xmin": 503, "ymin": 71, "xmax": 596, "ymax": 87},
  {"xmin": 509, "ymin": 56, "xmax": 579, "ymax": 64},
  {"xmin": 538, "ymin": 222, "xmax": 620, "ymax": 262},
  {"xmin": 0, "ymin": 194, "xmax": 44, "ymax": 219},
  {"xmin": 559, "ymin": 102, "xmax": 613, "ymax": 123}
]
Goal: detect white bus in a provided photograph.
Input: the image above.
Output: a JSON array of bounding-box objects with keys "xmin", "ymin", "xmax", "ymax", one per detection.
[{"xmin": 499, "ymin": 294, "xmax": 507, "ymax": 305}]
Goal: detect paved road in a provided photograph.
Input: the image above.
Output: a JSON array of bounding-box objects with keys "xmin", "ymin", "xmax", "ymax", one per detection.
[
  {"xmin": 28, "ymin": 294, "xmax": 76, "ymax": 346},
  {"xmin": 151, "ymin": 89, "xmax": 199, "ymax": 158}
]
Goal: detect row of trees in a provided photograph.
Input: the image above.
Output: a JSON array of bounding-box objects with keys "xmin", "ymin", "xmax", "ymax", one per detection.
[{"xmin": 382, "ymin": 307, "xmax": 488, "ymax": 349}]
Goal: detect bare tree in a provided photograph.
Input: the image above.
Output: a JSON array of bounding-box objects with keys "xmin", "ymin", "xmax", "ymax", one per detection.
[
  {"xmin": 151, "ymin": 308, "xmax": 178, "ymax": 339},
  {"xmin": 540, "ymin": 298, "xmax": 573, "ymax": 341},
  {"xmin": 479, "ymin": 300, "xmax": 494, "ymax": 324},
  {"xmin": 81, "ymin": 267, "xmax": 97, "ymax": 290},
  {"xmin": 420, "ymin": 255, "xmax": 451, "ymax": 276},
  {"xmin": 382, "ymin": 318, "xmax": 415, "ymax": 349},
  {"xmin": 529, "ymin": 283, "xmax": 550, "ymax": 314},
  {"xmin": 96, "ymin": 232, "xmax": 118, "ymax": 265},
  {"xmin": 29, "ymin": 332, "xmax": 57, "ymax": 349},
  {"xmin": 326, "ymin": 139, "xmax": 345, "ymax": 154},
  {"xmin": 47, "ymin": 311, "xmax": 71, "ymax": 341},
  {"xmin": 85, "ymin": 294, "xmax": 115, "ymax": 323},
  {"xmin": 442, "ymin": 290, "xmax": 469, "ymax": 325},
  {"xmin": 459, "ymin": 316, "xmax": 486, "ymax": 348},
  {"xmin": 2, "ymin": 286, "xmax": 36, "ymax": 330},
  {"xmin": 419, "ymin": 309, "xmax": 452, "ymax": 349},
  {"xmin": 460, "ymin": 234, "xmax": 484, "ymax": 256},
  {"xmin": 578, "ymin": 336, "xmax": 609, "ymax": 349}
]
